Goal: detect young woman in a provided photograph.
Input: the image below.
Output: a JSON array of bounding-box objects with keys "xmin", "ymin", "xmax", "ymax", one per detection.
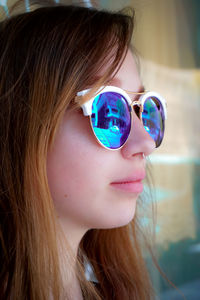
[{"xmin": 0, "ymin": 3, "xmax": 167, "ymax": 299}]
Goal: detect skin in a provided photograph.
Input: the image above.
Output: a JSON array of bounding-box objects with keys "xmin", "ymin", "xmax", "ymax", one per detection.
[{"xmin": 46, "ymin": 50, "xmax": 155, "ymax": 298}]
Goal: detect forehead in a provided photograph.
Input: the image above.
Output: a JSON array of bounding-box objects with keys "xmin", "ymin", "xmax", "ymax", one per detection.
[{"xmin": 110, "ymin": 50, "xmax": 142, "ymax": 92}]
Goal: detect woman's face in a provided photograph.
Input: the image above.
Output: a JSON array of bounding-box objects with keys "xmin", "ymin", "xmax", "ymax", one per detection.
[{"xmin": 47, "ymin": 50, "xmax": 155, "ymax": 234}]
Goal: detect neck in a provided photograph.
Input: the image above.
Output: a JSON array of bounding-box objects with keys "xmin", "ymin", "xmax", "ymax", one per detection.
[{"xmin": 56, "ymin": 218, "xmax": 88, "ymax": 300}]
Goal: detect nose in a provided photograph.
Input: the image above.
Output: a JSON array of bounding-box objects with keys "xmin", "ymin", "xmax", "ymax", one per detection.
[{"xmin": 121, "ymin": 110, "xmax": 156, "ymax": 159}]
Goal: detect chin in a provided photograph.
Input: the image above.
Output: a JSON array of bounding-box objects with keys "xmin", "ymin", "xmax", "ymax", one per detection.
[{"xmin": 96, "ymin": 207, "xmax": 136, "ymax": 229}]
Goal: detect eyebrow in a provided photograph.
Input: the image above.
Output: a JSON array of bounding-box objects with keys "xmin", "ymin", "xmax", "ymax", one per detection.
[
  {"xmin": 93, "ymin": 76, "xmax": 146, "ymax": 95},
  {"xmin": 126, "ymin": 85, "xmax": 145, "ymax": 94},
  {"xmin": 109, "ymin": 77, "xmax": 145, "ymax": 94}
]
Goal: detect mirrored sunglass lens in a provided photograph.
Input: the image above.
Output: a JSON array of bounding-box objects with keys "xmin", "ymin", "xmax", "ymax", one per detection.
[
  {"xmin": 142, "ymin": 96, "xmax": 165, "ymax": 147},
  {"xmin": 91, "ymin": 92, "xmax": 131, "ymax": 149}
]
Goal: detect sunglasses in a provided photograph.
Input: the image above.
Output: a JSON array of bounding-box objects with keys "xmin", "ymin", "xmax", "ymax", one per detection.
[{"xmin": 77, "ymin": 86, "xmax": 167, "ymax": 150}]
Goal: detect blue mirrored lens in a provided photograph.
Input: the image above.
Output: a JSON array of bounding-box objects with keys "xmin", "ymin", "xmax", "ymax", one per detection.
[
  {"xmin": 142, "ymin": 97, "xmax": 165, "ymax": 147},
  {"xmin": 91, "ymin": 92, "xmax": 131, "ymax": 149}
]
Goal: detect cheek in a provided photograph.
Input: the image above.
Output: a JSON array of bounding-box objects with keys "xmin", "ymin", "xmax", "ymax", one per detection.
[
  {"xmin": 47, "ymin": 160, "xmax": 91, "ymax": 226},
  {"xmin": 46, "ymin": 129, "xmax": 107, "ymax": 226}
]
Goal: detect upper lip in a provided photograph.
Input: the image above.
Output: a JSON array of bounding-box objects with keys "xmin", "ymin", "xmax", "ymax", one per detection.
[{"xmin": 110, "ymin": 170, "xmax": 146, "ymax": 184}]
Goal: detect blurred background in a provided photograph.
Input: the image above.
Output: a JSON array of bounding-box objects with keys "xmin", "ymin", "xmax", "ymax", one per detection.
[{"xmin": 1, "ymin": 0, "xmax": 200, "ymax": 299}]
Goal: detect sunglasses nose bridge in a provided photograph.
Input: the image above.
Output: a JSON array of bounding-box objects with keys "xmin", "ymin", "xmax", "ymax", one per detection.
[{"xmin": 130, "ymin": 101, "xmax": 143, "ymax": 119}]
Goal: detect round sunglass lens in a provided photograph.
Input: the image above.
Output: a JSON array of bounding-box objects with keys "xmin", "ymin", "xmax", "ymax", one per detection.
[
  {"xmin": 91, "ymin": 92, "xmax": 131, "ymax": 149},
  {"xmin": 142, "ymin": 96, "xmax": 165, "ymax": 147}
]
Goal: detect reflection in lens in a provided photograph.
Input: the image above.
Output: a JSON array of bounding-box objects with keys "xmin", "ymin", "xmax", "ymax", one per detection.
[
  {"xmin": 91, "ymin": 92, "xmax": 131, "ymax": 149},
  {"xmin": 142, "ymin": 97, "xmax": 165, "ymax": 147}
]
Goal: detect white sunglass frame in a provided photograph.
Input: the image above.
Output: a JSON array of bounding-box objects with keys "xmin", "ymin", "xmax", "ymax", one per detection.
[{"xmin": 76, "ymin": 85, "xmax": 167, "ymax": 150}]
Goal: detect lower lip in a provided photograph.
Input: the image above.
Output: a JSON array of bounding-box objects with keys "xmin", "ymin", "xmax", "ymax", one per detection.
[{"xmin": 110, "ymin": 180, "xmax": 143, "ymax": 193}]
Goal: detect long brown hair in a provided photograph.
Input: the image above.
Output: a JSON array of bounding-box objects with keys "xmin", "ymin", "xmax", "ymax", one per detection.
[{"xmin": 0, "ymin": 3, "xmax": 154, "ymax": 299}]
